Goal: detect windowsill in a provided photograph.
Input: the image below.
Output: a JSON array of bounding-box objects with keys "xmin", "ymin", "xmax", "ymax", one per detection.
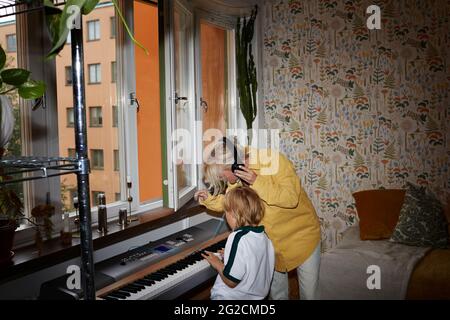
[{"xmin": 0, "ymin": 199, "xmax": 216, "ymax": 285}]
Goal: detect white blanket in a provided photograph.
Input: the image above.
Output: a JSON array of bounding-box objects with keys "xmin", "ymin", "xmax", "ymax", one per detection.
[{"xmin": 317, "ymin": 226, "xmax": 430, "ymax": 300}]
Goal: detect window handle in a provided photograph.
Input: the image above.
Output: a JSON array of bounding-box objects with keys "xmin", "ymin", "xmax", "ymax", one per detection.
[
  {"xmin": 174, "ymin": 92, "xmax": 188, "ymax": 104},
  {"xmin": 130, "ymin": 92, "xmax": 140, "ymax": 112},
  {"xmin": 200, "ymin": 97, "xmax": 208, "ymax": 112}
]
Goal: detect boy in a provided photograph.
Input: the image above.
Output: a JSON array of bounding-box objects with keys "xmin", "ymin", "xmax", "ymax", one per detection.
[{"xmin": 202, "ymin": 187, "xmax": 275, "ymax": 300}]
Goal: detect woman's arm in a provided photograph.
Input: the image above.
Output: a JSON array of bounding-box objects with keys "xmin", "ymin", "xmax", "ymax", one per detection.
[
  {"xmin": 198, "ymin": 182, "xmax": 241, "ymax": 212},
  {"xmin": 250, "ymin": 153, "xmax": 301, "ymax": 208},
  {"xmin": 199, "ymin": 194, "xmax": 225, "ymax": 212}
]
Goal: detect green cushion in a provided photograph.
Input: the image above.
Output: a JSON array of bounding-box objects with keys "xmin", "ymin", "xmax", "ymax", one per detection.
[{"xmin": 390, "ymin": 183, "xmax": 449, "ymax": 249}]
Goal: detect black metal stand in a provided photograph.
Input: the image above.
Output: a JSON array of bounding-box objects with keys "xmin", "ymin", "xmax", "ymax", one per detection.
[
  {"xmin": 0, "ymin": 1, "xmax": 96, "ymax": 300},
  {"xmin": 71, "ymin": 20, "xmax": 96, "ymax": 300}
]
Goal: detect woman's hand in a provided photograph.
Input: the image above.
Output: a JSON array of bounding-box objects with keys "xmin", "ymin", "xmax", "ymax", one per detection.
[
  {"xmin": 201, "ymin": 250, "xmax": 224, "ymax": 271},
  {"xmin": 194, "ymin": 189, "xmax": 209, "ymax": 202},
  {"xmin": 234, "ymin": 165, "xmax": 257, "ymax": 185}
]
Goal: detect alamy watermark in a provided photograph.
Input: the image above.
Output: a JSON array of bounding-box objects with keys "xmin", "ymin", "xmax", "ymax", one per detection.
[{"xmin": 172, "ymin": 127, "xmax": 281, "ymax": 175}]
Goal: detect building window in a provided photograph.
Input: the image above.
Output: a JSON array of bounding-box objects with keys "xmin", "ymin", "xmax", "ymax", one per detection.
[
  {"xmin": 112, "ymin": 105, "xmax": 118, "ymax": 127},
  {"xmin": 68, "ymin": 148, "xmax": 76, "ymax": 158},
  {"xmin": 110, "ymin": 16, "xmax": 116, "ymax": 38},
  {"xmin": 87, "ymin": 20, "xmax": 100, "ymax": 41},
  {"xmin": 65, "ymin": 66, "xmax": 72, "ymax": 85},
  {"xmin": 115, "ymin": 193, "xmax": 121, "ymax": 202},
  {"xmin": 91, "ymin": 191, "xmax": 104, "ymax": 207},
  {"xmin": 90, "ymin": 149, "xmax": 104, "ymax": 170},
  {"xmin": 66, "ymin": 108, "xmax": 74, "ymax": 127},
  {"xmin": 88, "ymin": 63, "xmax": 101, "ymax": 84},
  {"xmin": 114, "ymin": 150, "xmax": 119, "ymax": 171},
  {"xmin": 6, "ymin": 34, "xmax": 16, "ymax": 52},
  {"xmin": 70, "ymin": 189, "xmax": 78, "ymax": 207},
  {"xmin": 89, "ymin": 106, "xmax": 103, "ymax": 127},
  {"xmin": 111, "ymin": 61, "xmax": 116, "ymax": 83}
]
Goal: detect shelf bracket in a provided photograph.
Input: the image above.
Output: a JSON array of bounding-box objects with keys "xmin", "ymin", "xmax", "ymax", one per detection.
[{"xmin": 77, "ymin": 158, "xmax": 90, "ymax": 175}]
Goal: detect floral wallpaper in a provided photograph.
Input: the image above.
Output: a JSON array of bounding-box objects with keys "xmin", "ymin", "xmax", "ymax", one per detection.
[{"xmin": 261, "ymin": 0, "xmax": 450, "ymax": 250}]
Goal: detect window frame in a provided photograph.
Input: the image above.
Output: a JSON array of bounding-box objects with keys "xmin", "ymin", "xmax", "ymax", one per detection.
[
  {"xmin": 113, "ymin": 149, "xmax": 119, "ymax": 171},
  {"xmin": 90, "ymin": 149, "xmax": 105, "ymax": 170},
  {"xmin": 88, "ymin": 106, "xmax": 103, "ymax": 127},
  {"xmin": 111, "ymin": 60, "xmax": 117, "ymax": 83},
  {"xmin": 87, "ymin": 19, "xmax": 101, "ymax": 41},
  {"xmin": 110, "ymin": 16, "xmax": 116, "ymax": 38},
  {"xmin": 88, "ymin": 63, "xmax": 101, "ymax": 84},
  {"xmin": 68, "ymin": 148, "xmax": 76, "ymax": 158},
  {"xmin": 66, "ymin": 107, "xmax": 74, "ymax": 127},
  {"xmin": 6, "ymin": 33, "xmax": 16, "ymax": 52},
  {"xmin": 65, "ymin": 65, "xmax": 72, "ymax": 86},
  {"xmin": 112, "ymin": 105, "xmax": 118, "ymax": 127}
]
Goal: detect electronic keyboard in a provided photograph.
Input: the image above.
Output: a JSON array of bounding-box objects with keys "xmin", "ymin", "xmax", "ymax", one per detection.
[{"xmin": 39, "ymin": 219, "xmax": 229, "ymax": 300}]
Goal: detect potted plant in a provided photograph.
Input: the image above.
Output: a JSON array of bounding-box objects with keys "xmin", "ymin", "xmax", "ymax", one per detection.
[
  {"xmin": 236, "ymin": 6, "xmax": 258, "ymax": 144},
  {"xmin": 0, "ymin": 44, "xmax": 45, "ymax": 265},
  {"xmin": 0, "ymin": 177, "xmax": 23, "ymax": 265}
]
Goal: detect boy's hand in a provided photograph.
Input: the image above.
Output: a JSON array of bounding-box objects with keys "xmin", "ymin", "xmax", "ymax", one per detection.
[
  {"xmin": 201, "ymin": 250, "xmax": 224, "ymax": 271},
  {"xmin": 194, "ymin": 189, "xmax": 209, "ymax": 202}
]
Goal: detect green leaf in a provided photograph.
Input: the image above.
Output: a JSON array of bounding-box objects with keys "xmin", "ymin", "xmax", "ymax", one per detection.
[
  {"xmin": 82, "ymin": 0, "xmax": 100, "ymax": 15},
  {"xmin": 18, "ymin": 80, "xmax": 46, "ymax": 99},
  {"xmin": 0, "ymin": 45, "xmax": 6, "ymax": 70},
  {"xmin": 47, "ymin": 0, "xmax": 86, "ymax": 59},
  {"xmin": 1, "ymin": 68, "xmax": 30, "ymax": 86}
]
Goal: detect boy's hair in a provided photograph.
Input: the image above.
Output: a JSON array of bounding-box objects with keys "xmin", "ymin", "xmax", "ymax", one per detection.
[{"xmin": 224, "ymin": 187, "xmax": 265, "ymax": 227}]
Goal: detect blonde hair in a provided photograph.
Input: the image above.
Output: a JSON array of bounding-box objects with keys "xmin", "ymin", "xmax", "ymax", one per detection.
[
  {"xmin": 224, "ymin": 187, "xmax": 265, "ymax": 228},
  {"xmin": 203, "ymin": 139, "xmax": 245, "ymax": 196}
]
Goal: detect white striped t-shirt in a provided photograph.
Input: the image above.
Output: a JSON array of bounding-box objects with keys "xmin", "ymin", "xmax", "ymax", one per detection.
[{"xmin": 210, "ymin": 225, "xmax": 275, "ymax": 300}]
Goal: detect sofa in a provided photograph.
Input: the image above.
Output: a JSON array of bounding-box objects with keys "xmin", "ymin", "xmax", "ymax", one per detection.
[{"xmin": 318, "ymin": 189, "xmax": 450, "ymax": 300}]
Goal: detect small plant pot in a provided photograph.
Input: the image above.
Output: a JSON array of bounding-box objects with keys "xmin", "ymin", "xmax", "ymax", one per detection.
[{"xmin": 0, "ymin": 220, "xmax": 16, "ymax": 266}]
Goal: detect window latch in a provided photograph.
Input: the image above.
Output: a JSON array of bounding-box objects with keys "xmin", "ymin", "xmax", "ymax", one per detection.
[
  {"xmin": 130, "ymin": 92, "xmax": 140, "ymax": 112},
  {"xmin": 174, "ymin": 92, "xmax": 188, "ymax": 104}
]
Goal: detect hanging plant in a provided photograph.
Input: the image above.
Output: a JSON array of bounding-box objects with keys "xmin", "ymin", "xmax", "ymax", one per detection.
[
  {"xmin": 0, "ymin": 44, "xmax": 46, "ymax": 149},
  {"xmin": 236, "ymin": 6, "xmax": 258, "ymax": 143},
  {"xmin": 44, "ymin": 0, "xmax": 148, "ymax": 60}
]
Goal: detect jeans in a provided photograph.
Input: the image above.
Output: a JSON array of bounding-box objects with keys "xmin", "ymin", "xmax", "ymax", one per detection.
[{"xmin": 269, "ymin": 242, "xmax": 321, "ymax": 300}]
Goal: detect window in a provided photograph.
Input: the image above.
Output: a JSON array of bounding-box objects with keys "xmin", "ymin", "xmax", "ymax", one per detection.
[
  {"xmin": 58, "ymin": 3, "xmax": 121, "ymax": 214},
  {"xmin": 6, "ymin": 34, "xmax": 16, "ymax": 52},
  {"xmin": 114, "ymin": 150, "xmax": 119, "ymax": 171},
  {"xmin": 89, "ymin": 106, "xmax": 103, "ymax": 127},
  {"xmin": 110, "ymin": 16, "xmax": 116, "ymax": 38},
  {"xmin": 115, "ymin": 193, "xmax": 121, "ymax": 202},
  {"xmin": 88, "ymin": 63, "xmax": 101, "ymax": 84},
  {"xmin": 90, "ymin": 149, "xmax": 104, "ymax": 170},
  {"xmin": 111, "ymin": 61, "xmax": 116, "ymax": 83},
  {"xmin": 66, "ymin": 108, "xmax": 74, "ymax": 127},
  {"xmin": 91, "ymin": 191, "xmax": 104, "ymax": 207},
  {"xmin": 68, "ymin": 148, "xmax": 76, "ymax": 158},
  {"xmin": 65, "ymin": 66, "xmax": 72, "ymax": 85},
  {"xmin": 87, "ymin": 20, "xmax": 100, "ymax": 41},
  {"xmin": 112, "ymin": 105, "xmax": 118, "ymax": 127}
]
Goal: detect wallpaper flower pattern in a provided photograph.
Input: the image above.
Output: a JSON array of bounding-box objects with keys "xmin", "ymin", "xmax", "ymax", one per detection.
[{"xmin": 261, "ymin": 0, "xmax": 450, "ymax": 250}]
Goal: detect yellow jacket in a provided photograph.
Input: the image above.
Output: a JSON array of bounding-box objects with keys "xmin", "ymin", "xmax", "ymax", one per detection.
[{"xmin": 200, "ymin": 148, "xmax": 321, "ymax": 272}]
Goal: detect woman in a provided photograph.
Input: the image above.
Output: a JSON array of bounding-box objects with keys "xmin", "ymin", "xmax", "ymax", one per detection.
[{"xmin": 195, "ymin": 139, "xmax": 321, "ymax": 300}]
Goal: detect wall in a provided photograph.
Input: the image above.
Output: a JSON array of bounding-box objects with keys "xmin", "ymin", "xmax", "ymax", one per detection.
[{"xmin": 261, "ymin": 0, "xmax": 450, "ymax": 250}]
